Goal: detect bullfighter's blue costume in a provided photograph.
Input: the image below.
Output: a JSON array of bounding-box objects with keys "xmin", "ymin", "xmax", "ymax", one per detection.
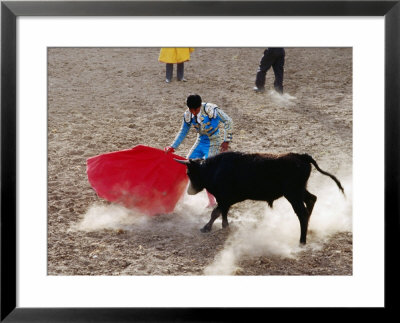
[{"xmin": 171, "ymin": 102, "xmax": 233, "ymax": 159}]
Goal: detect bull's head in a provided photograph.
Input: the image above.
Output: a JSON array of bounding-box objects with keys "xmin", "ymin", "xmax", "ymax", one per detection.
[{"xmin": 174, "ymin": 158, "xmax": 205, "ymax": 195}]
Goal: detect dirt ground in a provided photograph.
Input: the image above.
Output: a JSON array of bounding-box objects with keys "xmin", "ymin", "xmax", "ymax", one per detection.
[{"xmin": 47, "ymin": 48, "xmax": 352, "ymax": 276}]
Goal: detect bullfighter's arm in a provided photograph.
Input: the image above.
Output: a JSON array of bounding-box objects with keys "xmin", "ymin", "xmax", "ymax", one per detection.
[
  {"xmin": 216, "ymin": 108, "xmax": 233, "ymax": 142},
  {"xmin": 171, "ymin": 118, "xmax": 191, "ymax": 149}
]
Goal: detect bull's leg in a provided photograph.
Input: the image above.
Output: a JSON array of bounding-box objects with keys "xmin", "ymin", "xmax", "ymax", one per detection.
[
  {"xmin": 221, "ymin": 206, "xmax": 230, "ymax": 229},
  {"xmin": 286, "ymin": 196, "xmax": 311, "ymax": 245},
  {"xmin": 304, "ymin": 190, "xmax": 317, "ymax": 216},
  {"xmin": 200, "ymin": 207, "xmax": 222, "ymax": 233}
]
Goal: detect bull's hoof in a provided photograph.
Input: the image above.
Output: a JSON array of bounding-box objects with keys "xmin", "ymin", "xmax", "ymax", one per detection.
[{"xmin": 200, "ymin": 226, "xmax": 211, "ymax": 233}]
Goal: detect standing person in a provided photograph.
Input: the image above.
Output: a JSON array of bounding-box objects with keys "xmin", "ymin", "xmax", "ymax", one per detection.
[
  {"xmin": 253, "ymin": 48, "xmax": 285, "ymax": 94},
  {"xmin": 164, "ymin": 94, "xmax": 233, "ymax": 207},
  {"xmin": 159, "ymin": 48, "xmax": 194, "ymax": 83}
]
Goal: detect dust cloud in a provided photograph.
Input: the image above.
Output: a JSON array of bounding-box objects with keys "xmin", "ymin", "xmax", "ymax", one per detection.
[
  {"xmin": 268, "ymin": 90, "xmax": 297, "ymax": 107},
  {"xmin": 70, "ymin": 203, "xmax": 150, "ymax": 232},
  {"xmin": 71, "ymin": 189, "xmax": 210, "ymax": 234}
]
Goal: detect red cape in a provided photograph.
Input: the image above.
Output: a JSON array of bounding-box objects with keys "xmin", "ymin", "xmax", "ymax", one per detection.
[{"xmin": 87, "ymin": 145, "xmax": 188, "ymax": 215}]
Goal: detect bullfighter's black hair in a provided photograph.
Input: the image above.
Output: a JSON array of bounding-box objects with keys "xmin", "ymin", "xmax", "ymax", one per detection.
[{"xmin": 186, "ymin": 94, "xmax": 202, "ymax": 110}]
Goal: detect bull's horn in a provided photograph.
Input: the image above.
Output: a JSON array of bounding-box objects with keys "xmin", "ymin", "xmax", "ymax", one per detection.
[{"xmin": 174, "ymin": 158, "xmax": 190, "ymax": 165}]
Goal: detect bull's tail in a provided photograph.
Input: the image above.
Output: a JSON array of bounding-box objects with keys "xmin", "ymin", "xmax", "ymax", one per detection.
[{"xmin": 302, "ymin": 154, "xmax": 345, "ymax": 194}]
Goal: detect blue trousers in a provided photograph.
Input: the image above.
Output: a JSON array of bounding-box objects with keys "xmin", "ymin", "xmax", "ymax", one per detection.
[{"xmin": 187, "ymin": 136, "xmax": 221, "ymax": 159}]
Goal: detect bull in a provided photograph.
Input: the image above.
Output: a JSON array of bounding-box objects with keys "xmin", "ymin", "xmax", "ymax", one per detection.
[{"xmin": 175, "ymin": 151, "xmax": 344, "ymax": 244}]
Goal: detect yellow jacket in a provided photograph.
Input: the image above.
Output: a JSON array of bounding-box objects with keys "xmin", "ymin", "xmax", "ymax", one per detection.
[{"xmin": 159, "ymin": 48, "xmax": 194, "ymax": 64}]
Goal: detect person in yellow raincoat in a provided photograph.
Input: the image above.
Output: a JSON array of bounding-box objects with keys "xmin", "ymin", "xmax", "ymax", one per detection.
[{"xmin": 159, "ymin": 48, "xmax": 194, "ymax": 83}]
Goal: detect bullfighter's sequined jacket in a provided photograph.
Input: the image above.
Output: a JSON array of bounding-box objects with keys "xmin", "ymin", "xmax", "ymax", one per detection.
[{"xmin": 171, "ymin": 102, "xmax": 233, "ymax": 159}]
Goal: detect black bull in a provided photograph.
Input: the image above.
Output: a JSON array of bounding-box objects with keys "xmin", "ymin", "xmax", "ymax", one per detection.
[{"xmin": 175, "ymin": 151, "xmax": 344, "ymax": 244}]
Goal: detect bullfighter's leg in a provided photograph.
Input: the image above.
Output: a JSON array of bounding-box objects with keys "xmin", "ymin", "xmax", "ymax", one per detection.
[
  {"xmin": 286, "ymin": 196, "xmax": 311, "ymax": 244},
  {"xmin": 206, "ymin": 191, "xmax": 217, "ymax": 208},
  {"xmin": 303, "ymin": 190, "xmax": 317, "ymax": 216}
]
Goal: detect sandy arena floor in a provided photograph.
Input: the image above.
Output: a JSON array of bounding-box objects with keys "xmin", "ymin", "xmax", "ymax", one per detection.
[{"xmin": 48, "ymin": 48, "xmax": 352, "ymax": 275}]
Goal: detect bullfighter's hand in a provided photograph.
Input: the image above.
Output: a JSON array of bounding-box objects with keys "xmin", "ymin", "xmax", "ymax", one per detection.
[
  {"xmin": 164, "ymin": 146, "xmax": 175, "ymax": 154},
  {"xmin": 220, "ymin": 142, "xmax": 229, "ymax": 152}
]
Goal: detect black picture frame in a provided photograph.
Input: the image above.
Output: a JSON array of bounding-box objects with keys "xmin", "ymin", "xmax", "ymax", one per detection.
[{"xmin": 1, "ymin": 1, "xmax": 399, "ymax": 321}]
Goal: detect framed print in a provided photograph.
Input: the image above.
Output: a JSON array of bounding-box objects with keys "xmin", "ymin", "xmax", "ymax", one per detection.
[{"xmin": 1, "ymin": 0, "xmax": 399, "ymax": 321}]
